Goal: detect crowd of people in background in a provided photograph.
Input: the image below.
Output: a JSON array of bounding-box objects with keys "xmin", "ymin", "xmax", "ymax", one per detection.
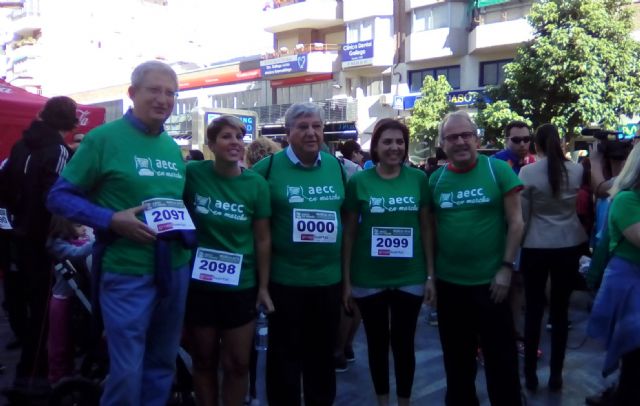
[{"xmin": 0, "ymin": 59, "xmax": 638, "ymax": 406}]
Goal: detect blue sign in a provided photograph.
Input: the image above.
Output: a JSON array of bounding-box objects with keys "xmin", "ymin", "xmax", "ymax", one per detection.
[
  {"xmin": 205, "ymin": 112, "xmax": 256, "ymax": 140},
  {"xmin": 448, "ymin": 90, "xmax": 484, "ymax": 106},
  {"xmin": 260, "ymin": 54, "xmax": 308, "ymax": 77},
  {"xmin": 341, "ymin": 40, "xmax": 374, "ymax": 68},
  {"xmin": 619, "ymin": 123, "xmax": 638, "ymax": 140}
]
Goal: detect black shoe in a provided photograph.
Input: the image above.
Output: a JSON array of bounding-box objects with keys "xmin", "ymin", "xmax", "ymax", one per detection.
[
  {"xmin": 524, "ymin": 370, "xmax": 538, "ymax": 391},
  {"xmin": 5, "ymin": 340, "xmax": 21, "ymax": 351},
  {"xmin": 344, "ymin": 346, "xmax": 355, "ymax": 363},
  {"xmin": 585, "ymin": 385, "xmax": 616, "ymax": 406},
  {"xmin": 548, "ymin": 373, "xmax": 563, "ymax": 392},
  {"xmin": 334, "ymin": 355, "xmax": 348, "ymax": 373}
]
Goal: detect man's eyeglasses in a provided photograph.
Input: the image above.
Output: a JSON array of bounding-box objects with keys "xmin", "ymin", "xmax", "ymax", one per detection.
[
  {"xmin": 509, "ymin": 136, "xmax": 531, "ymax": 144},
  {"xmin": 142, "ymin": 86, "xmax": 178, "ymax": 99},
  {"xmin": 443, "ymin": 132, "xmax": 475, "ymax": 143}
]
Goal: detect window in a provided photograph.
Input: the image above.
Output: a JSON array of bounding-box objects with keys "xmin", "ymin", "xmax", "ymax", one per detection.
[
  {"xmin": 409, "ymin": 66, "xmax": 461, "ymax": 92},
  {"xmin": 412, "ymin": 3, "xmax": 450, "ymax": 32},
  {"xmin": 480, "ymin": 59, "xmax": 511, "ymax": 86},
  {"xmin": 346, "ymin": 18, "xmax": 374, "ymax": 43}
]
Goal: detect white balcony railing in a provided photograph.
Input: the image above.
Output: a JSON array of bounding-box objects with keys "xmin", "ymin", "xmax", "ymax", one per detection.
[
  {"xmin": 406, "ymin": 27, "xmax": 467, "ymax": 62},
  {"xmin": 469, "ymin": 18, "xmax": 533, "ymax": 53},
  {"xmin": 262, "ymin": 0, "xmax": 343, "ymax": 33}
]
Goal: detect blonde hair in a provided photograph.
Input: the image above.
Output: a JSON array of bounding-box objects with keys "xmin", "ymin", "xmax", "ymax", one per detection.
[
  {"xmin": 244, "ymin": 137, "xmax": 282, "ymax": 168},
  {"xmin": 610, "ymin": 142, "xmax": 640, "ymax": 197}
]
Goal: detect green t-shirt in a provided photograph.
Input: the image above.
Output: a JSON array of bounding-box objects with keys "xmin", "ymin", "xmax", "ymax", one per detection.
[
  {"xmin": 184, "ymin": 161, "xmax": 271, "ymax": 291},
  {"xmin": 344, "ymin": 166, "xmax": 430, "ymax": 288},
  {"xmin": 429, "ymin": 155, "xmax": 522, "ymax": 285},
  {"xmin": 61, "ymin": 118, "xmax": 191, "ymax": 275},
  {"xmin": 609, "ymin": 190, "xmax": 640, "ymax": 265},
  {"xmin": 252, "ymin": 150, "xmax": 345, "ymax": 286}
]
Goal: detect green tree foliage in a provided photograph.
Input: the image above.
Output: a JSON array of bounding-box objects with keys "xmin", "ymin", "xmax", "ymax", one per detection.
[
  {"xmin": 475, "ymin": 99, "xmax": 531, "ymax": 147},
  {"xmin": 498, "ymin": 0, "xmax": 640, "ymax": 137},
  {"xmin": 408, "ymin": 75, "xmax": 456, "ymax": 147}
]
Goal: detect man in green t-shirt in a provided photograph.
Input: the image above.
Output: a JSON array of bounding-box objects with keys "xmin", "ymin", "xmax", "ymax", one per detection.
[
  {"xmin": 252, "ymin": 102, "xmax": 344, "ymax": 406},
  {"xmin": 429, "ymin": 111, "xmax": 524, "ymax": 406},
  {"xmin": 47, "ymin": 61, "xmax": 192, "ymax": 405}
]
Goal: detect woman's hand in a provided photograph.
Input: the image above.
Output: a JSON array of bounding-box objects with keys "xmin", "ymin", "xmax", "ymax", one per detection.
[
  {"xmin": 256, "ymin": 288, "xmax": 275, "ymax": 313},
  {"xmin": 342, "ymin": 282, "xmax": 353, "ymax": 314},
  {"xmin": 424, "ymin": 278, "xmax": 437, "ymax": 308}
]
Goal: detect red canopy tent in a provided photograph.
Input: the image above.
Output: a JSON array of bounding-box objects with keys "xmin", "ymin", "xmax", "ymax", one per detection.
[{"xmin": 0, "ymin": 79, "xmax": 106, "ymax": 160}]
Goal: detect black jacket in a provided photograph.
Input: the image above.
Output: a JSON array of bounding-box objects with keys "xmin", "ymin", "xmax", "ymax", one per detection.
[{"xmin": 1, "ymin": 120, "xmax": 71, "ymax": 244}]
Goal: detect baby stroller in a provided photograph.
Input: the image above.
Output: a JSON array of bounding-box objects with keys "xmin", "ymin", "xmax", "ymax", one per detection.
[{"xmin": 47, "ymin": 260, "xmax": 195, "ymax": 406}]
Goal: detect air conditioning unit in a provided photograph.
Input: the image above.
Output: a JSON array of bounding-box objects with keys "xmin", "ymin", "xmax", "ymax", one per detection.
[{"xmin": 379, "ymin": 94, "xmax": 390, "ymax": 106}]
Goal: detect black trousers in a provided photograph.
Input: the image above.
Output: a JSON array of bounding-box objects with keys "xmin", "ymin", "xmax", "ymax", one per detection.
[
  {"xmin": 616, "ymin": 348, "xmax": 640, "ymax": 406},
  {"xmin": 436, "ymin": 279, "xmax": 522, "ymax": 406},
  {"xmin": 521, "ymin": 246, "xmax": 581, "ymax": 376},
  {"xmin": 356, "ymin": 289, "xmax": 423, "ymax": 398},
  {"xmin": 266, "ymin": 282, "xmax": 341, "ymax": 406},
  {"xmin": 13, "ymin": 237, "xmax": 51, "ymax": 382}
]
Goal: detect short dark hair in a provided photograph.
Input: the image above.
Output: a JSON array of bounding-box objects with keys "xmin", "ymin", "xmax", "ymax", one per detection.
[
  {"xmin": 339, "ymin": 140, "xmax": 361, "ymax": 161},
  {"xmin": 370, "ymin": 118, "xmax": 409, "ymax": 164},
  {"xmin": 504, "ymin": 120, "xmax": 531, "ymax": 139},
  {"xmin": 206, "ymin": 115, "xmax": 246, "ymax": 145},
  {"xmin": 40, "ymin": 96, "xmax": 78, "ymax": 131},
  {"xmin": 187, "ymin": 149, "xmax": 204, "ymax": 161}
]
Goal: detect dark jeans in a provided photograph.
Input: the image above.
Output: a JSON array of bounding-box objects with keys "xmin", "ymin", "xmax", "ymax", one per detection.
[
  {"xmin": 616, "ymin": 348, "xmax": 640, "ymax": 406},
  {"xmin": 266, "ymin": 282, "xmax": 341, "ymax": 406},
  {"xmin": 355, "ymin": 289, "xmax": 423, "ymax": 398},
  {"xmin": 437, "ymin": 279, "xmax": 522, "ymax": 406},
  {"xmin": 521, "ymin": 246, "xmax": 581, "ymax": 377},
  {"xmin": 13, "ymin": 238, "xmax": 51, "ymax": 382}
]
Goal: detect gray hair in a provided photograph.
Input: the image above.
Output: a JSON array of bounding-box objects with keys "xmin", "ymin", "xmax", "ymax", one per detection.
[
  {"xmin": 284, "ymin": 102, "xmax": 324, "ymax": 131},
  {"xmin": 131, "ymin": 60, "xmax": 178, "ymax": 89},
  {"xmin": 438, "ymin": 110, "xmax": 478, "ymax": 144}
]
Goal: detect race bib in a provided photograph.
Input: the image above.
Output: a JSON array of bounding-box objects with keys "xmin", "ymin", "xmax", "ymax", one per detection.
[
  {"xmin": 292, "ymin": 208, "xmax": 338, "ymax": 243},
  {"xmin": 371, "ymin": 227, "xmax": 413, "ymax": 258},
  {"xmin": 191, "ymin": 247, "xmax": 243, "ymax": 286},
  {"xmin": 143, "ymin": 198, "xmax": 195, "ymax": 234},
  {"xmin": 0, "ymin": 208, "xmax": 12, "ymax": 230}
]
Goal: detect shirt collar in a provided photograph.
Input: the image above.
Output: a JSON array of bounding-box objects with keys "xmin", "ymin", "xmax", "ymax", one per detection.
[
  {"xmin": 286, "ymin": 146, "xmax": 322, "ymax": 167},
  {"xmin": 447, "ymin": 155, "xmax": 480, "ymax": 173},
  {"xmin": 124, "ymin": 108, "xmax": 165, "ymax": 135}
]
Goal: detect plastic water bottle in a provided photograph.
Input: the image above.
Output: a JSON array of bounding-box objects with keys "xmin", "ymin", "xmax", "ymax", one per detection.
[{"xmin": 255, "ymin": 309, "xmax": 268, "ymax": 351}]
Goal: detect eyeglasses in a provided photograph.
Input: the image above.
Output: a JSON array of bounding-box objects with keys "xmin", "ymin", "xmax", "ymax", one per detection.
[
  {"xmin": 509, "ymin": 136, "xmax": 531, "ymax": 144},
  {"xmin": 443, "ymin": 132, "xmax": 475, "ymax": 143},
  {"xmin": 142, "ymin": 86, "xmax": 178, "ymax": 99}
]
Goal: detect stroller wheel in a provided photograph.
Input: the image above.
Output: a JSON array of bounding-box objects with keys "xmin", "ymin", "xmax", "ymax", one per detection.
[{"xmin": 48, "ymin": 377, "xmax": 101, "ymax": 406}]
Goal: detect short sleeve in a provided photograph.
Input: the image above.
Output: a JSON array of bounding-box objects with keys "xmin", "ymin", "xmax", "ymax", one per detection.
[
  {"xmin": 254, "ymin": 176, "xmax": 271, "ymax": 219},
  {"xmin": 61, "ymin": 132, "xmax": 101, "ymax": 191},
  {"xmin": 492, "ymin": 158, "xmax": 523, "ymax": 194},
  {"xmin": 343, "ymin": 174, "xmax": 360, "ymax": 213},
  {"xmin": 610, "ymin": 191, "xmax": 640, "ymax": 233}
]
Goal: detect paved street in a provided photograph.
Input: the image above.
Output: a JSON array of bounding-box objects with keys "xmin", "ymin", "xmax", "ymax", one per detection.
[{"xmin": 0, "ymin": 286, "xmax": 615, "ymax": 405}]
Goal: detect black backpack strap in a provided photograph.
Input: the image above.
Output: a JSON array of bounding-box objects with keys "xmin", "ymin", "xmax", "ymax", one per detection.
[
  {"xmin": 265, "ymin": 153, "xmax": 275, "ymax": 181},
  {"xmin": 334, "ymin": 155, "xmax": 346, "ymax": 189}
]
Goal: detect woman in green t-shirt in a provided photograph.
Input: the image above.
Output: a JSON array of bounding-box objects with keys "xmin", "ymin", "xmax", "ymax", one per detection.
[
  {"xmin": 183, "ymin": 115, "xmax": 274, "ymax": 406},
  {"xmin": 342, "ymin": 118, "xmax": 435, "ymax": 406},
  {"xmin": 588, "ymin": 142, "xmax": 640, "ymax": 405}
]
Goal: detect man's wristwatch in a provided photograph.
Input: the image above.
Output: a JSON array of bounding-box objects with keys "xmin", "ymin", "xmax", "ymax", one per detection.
[{"xmin": 501, "ymin": 260, "xmax": 515, "ymax": 271}]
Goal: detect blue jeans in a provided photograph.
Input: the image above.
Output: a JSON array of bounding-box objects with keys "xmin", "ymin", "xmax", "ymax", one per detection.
[{"xmin": 100, "ymin": 264, "xmax": 189, "ymax": 406}]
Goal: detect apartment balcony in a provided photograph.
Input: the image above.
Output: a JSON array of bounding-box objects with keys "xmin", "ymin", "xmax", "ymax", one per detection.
[
  {"xmin": 469, "ymin": 18, "xmax": 533, "ymax": 54},
  {"xmin": 343, "ymin": 0, "xmax": 392, "ymax": 22},
  {"xmin": 406, "ymin": 27, "xmax": 467, "ymax": 62},
  {"xmin": 260, "ymin": 43, "xmax": 338, "ymax": 78},
  {"xmin": 262, "ymin": 0, "xmax": 343, "ymax": 33},
  {"xmin": 8, "ymin": 7, "xmax": 41, "ymax": 36}
]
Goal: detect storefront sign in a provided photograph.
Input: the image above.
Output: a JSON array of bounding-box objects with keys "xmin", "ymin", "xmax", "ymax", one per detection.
[
  {"xmin": 619, "ymin": 123, "xmax": 638, "ymax": 140},
  {"xmin": 205, "ymin": 112, "xmax": 256, "ymax": 140},
  {"xmin": 260, "ymin": 54, "xmax": 308, "ymax": 77},
  {"xmin": 448, "ymin": 90, "xmax": 483, "ymax": 107},
  {"xmin": 341, "ymin": 40, "xmax": 374, "ymax": 68}
]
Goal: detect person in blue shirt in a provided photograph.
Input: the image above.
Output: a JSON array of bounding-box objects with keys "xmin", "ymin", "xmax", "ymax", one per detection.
[{"xmin": 493, "ymin": 121, "xmax": 535, "ymax": 174}]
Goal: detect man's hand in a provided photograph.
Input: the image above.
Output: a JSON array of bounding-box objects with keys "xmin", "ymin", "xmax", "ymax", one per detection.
[
  {"xmin": 110, "ymin": 205, "xmax": 156, "ymax": 243},
  {"xmin": 490, "ymin": 266, "xmax": 512, "ymax": 303},
  {"xmin": 424, "ymin": 278, "xmax": 437, "ymax": 307}
]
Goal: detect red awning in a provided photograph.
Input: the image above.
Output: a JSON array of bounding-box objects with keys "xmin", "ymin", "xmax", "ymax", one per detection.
[{"xmin": 0, "ymin": 80, "xmax": 106, "ymax": 160}]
